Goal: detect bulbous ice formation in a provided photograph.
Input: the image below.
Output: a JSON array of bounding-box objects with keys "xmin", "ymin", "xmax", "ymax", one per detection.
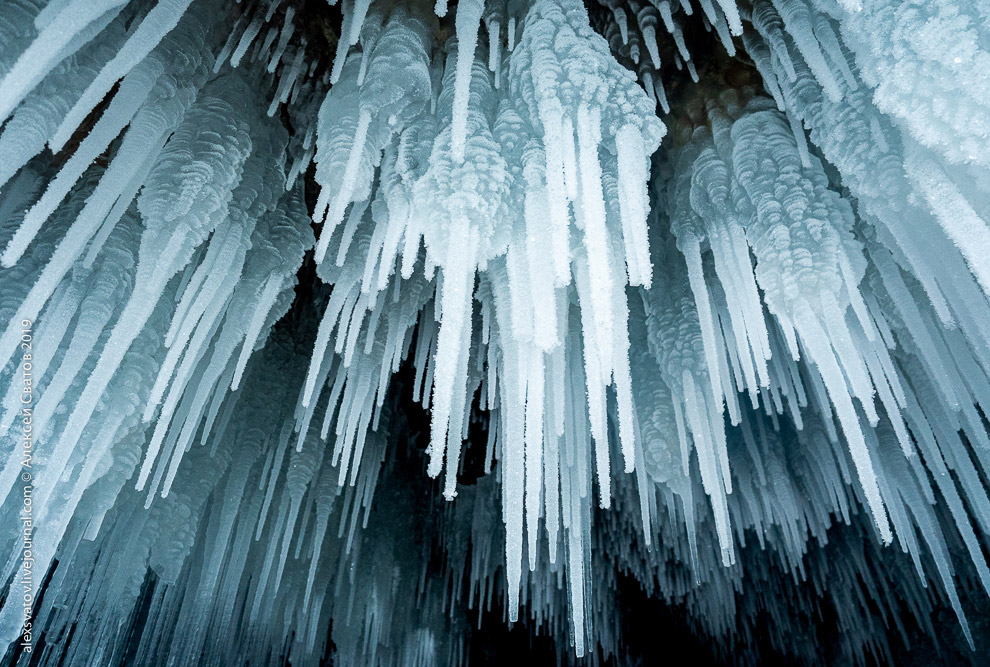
[{"xmin": 0, "ymin": 0, "xmax": 989, "ymax": 664}]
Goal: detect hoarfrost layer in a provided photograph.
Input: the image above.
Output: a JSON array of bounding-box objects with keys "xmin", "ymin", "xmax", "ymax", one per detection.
[{"xmin": 0, "ymin": 0, "xmax": 989, "ymax": 664}]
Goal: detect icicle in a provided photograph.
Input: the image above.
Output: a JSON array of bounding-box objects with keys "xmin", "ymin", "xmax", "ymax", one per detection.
[
  {"xmin": 52, "ymin": 0, "xmax": 196, "ymax": 152},
  {"xmin": 450, "ymin": 0, "xmax": 485, "ymax": 163}
]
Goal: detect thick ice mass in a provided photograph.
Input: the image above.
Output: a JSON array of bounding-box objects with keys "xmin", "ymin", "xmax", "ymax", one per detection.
[{"xmin": 1, "ymin": 0, "xmax": 990, "ymax": 664}]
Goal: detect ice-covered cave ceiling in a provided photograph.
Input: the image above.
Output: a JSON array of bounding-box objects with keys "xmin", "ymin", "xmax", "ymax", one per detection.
[{"xmin": 1, "ymin": 0, "xmax": 990, "ymax": 664}]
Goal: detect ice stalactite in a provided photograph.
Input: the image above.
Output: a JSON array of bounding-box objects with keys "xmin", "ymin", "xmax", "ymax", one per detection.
[
  {"xmin": 671, "ymin": 96, "xmax": 896, "ymax": 544},
  {"xmin": 0, "ymin": 0, "xmax": 990, "ymax": 665},
  {"xmin": 305, "ymin": 0, "xmax": 663, "ymax": 639}
]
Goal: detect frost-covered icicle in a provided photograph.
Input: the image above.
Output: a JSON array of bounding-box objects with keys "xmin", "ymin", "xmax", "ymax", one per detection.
[
  {"xmin": 0, "ymin": 172, "xmax": 116, "ymax": 439},
  {"xmin": 644, "ymin": 233, "xmax": 735, "ymax": 565},
  {"xmin": 251, "ymin": 441, "xmax": 322, "ymax": 620},
  {"xmin": 751, "ymin": 0, "xmax": 799, "ymax": 82},
  {"xmin": 0, "ymin": 281, "xmax": 176, "ymax": 648},
  {"xmin": 413, "ymin": 46, "xmax": 504, "ymax": 491},
  {"xmin": 484, "ymin": 1, "xmax": 507, "ymax": 88},
  {"xmin": 628, "ymin": 294, "xmax": 683, "ymax": 505},
  {"xmin": 511, "ymin": 0, "xmax": 664, "ymax": 288},
  {"xmin": 1, "ymin": 1, "xmax": 990, "ymax": 664},
  {"xmin": 230, "ymin": 8, "xmax": 265, "ymax": 69},
  {"xmin": 614, "ymin": 124, "xmax": 656, "ymax": 287},
  {"xmin": 770, "ymin": 0, "xmax": 841, "ymax": 102},
  {"xmin": 302, "ymin": 466, "xmax": 340, "ymax": 609},
  {"xmin": 166, "ymin": 419, "xmax": 265, "ymax": 666},
  {"xmin": 902, "ymin": 140, "xmax": 990, "ymax": 297},
  {"xmin": 633, "ymin": 2, "xmax": 662, "ymax": 68},
  {"xmin": 0, "ymin": 14, "xmax": 125, "ymax": 191},
  {"xmin": 0, "ymin": 4, "xmax": 215, "ymax": 270},
  {"xmin": 0, "ymin": 0, "xmax": 126, "ymax": 125},
  {"xmin": 19, "ymin": 213, "xmax": 138, "ymax": 441},
  {"xmin": 51, "ymin": 0, "xmax": 199, "ymax": 152},
  {"xmin": 355, "ymin": 4, "xmax": 384, "ymax": 85},
  {"xmin": 667, "ymin": 136, "xmax": 729, "ymax": 412},
  {"xmin": 729, "ymin": 106, "xmax": 892, "ymax": 542},
  {"xmin": 476, "ymin": 270, "xmax": 519, "ymax": 618},
  {"xmin": 824, "ymin": 0, "xmax": 990, "ymax": 169},
  {"xmin": 0, "ymin": 0, "xmax": 44, "ymax": 79},
  {"xmin": 450, "ymin": 0, "xmax": 486, "ymax": 163},
  {"xmin": 268, "ymin": 42, "xmax": 307, "ymax": 116},
  {"xmin": 267, "ymin": 7, "xmax": 296, "ymax": 73},
  {"xmin": 74, "ymin": 75, "xmax": 254, "ymax": 498},
  {"xmin": 313, "ymin": 6, "xmax": 434, "ymax": 261},
  {"xmin": 765, "ymin": 31, "xmax": 968, "ymax": 337},
  {"xmin": 142, "ymin": 87, "xmax": 290, "ymax": 499},
  {"xmin": 762, "ymin": 17, "xmax": 990, "ymax": 435}
]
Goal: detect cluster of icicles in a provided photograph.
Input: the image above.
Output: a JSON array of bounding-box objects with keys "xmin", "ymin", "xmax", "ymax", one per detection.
[{"xmin": 0, "ymin": 0, "xmax": 989, "ymax": 664}]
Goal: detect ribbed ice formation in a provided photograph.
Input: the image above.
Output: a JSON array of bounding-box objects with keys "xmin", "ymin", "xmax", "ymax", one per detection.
[{"xmin": 0, "ymin": 0, "xmax": 989, "ymax": 664}]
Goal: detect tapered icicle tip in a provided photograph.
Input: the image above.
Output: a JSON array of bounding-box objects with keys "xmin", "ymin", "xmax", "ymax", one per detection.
[
  {"xmin": 449, "ymin": 0, "xmax": 484, "ymax": 163},
  {"xmin": 0, "ymin": 0, "xmax": 989, "ymax": 664}
]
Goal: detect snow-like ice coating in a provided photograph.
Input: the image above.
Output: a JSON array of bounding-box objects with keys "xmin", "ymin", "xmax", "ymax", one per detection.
[{"xmin": 1, "ymin": 0, "xmax": 989, "ymax": 664}]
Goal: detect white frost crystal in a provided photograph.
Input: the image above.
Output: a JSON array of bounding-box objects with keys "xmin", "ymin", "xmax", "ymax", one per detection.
[{"xmin": 0, "ymin": 0, "xmax": 990, "ymax": 664}]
